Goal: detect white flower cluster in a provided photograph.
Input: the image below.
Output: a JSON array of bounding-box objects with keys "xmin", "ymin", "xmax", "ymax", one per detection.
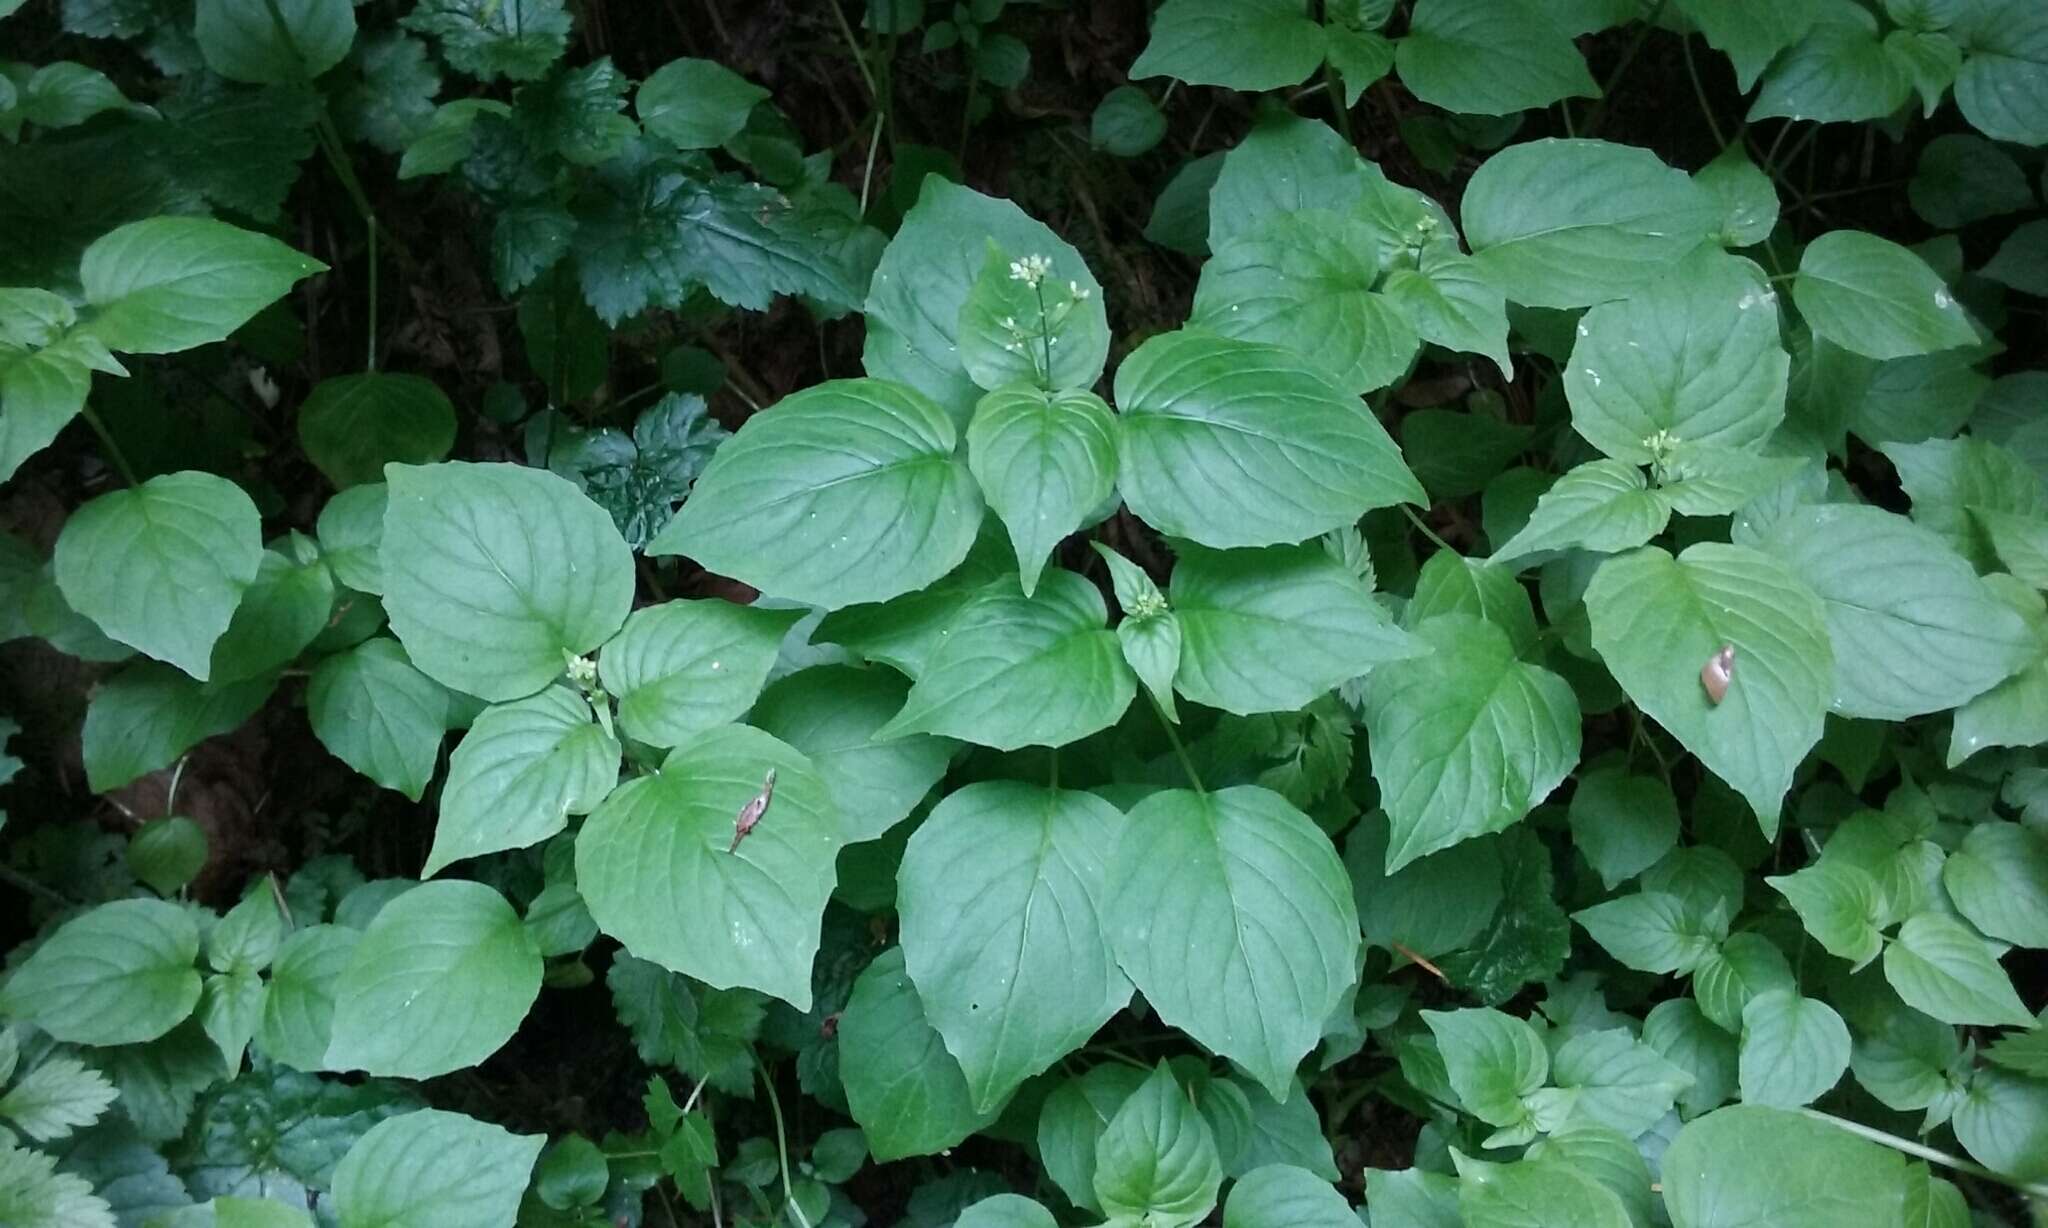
[{"xmin": 1008, "ymin": 253, "xmax": 1053, "ymax": 286}]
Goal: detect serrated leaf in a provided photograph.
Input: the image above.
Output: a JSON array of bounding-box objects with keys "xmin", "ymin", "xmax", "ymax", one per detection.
[
  {"xmin": 966, "ymin": 387, "xmax": 1116, "ymax": 596},
  {"xmin": 599, "ymin": 599, "xmax": 796, "ymax": 748},
  {"xmin": 1394, "ymin": 0, "xmax": 1598, "ymax": 116},
  {"xmin": 1566, "ymin": 250, "xmax": 1788, "ymax": 463},
  {"xmin": 401, "ymin": 0, "xmax": 570, "ymax": 82},
  {"xmin": 1882, "ymin": 912, "xmax": 2034, "ymax": 1028},
  {"xmin": 323, "ymin": 881, "xmax": 541, "ymax": 1079},
  {"xmin": 1105, "ymin": 786, "xmax": 1358, "ymax": 1099},
  {"xmin": 1188, "ymin": 210, "xmax": 1416, "ymax": 395},
  {"xmin": 651, "ymin": 379, "xmax": 982, "ymax": 610},
  {"xmin": 899, "ymin": 783, "xmax": 1129, "ymax": 1113},
  {"xmin": 577, "ymin": 724, "xmax": 840, "ymax": 1008},
  {"xmin": 1363, "ymin": 614, "xmax": 1579, "ymax": 872},
  {"xmin": 332, "ymin": 1108, "xmax": 542, "ymax": 1228},
  {"xmin": 1128, "ymin": 0, "xmax": 1325, "ymax": 91},
  {"xmin": 0, "ymin": 899, "xmax": 200, "ymax": 1045},
  {"xmin": 1793, "ymin": 231, "xmax": 1978, "ymax": 361},
  {"xmin": 381, "ymin": 461, "xmax": 633, "ymax": 702},
  {"xmin": 1463, "ymin": 139, "xmax": 1718, "ymax": 309},
  {"xmin": 1113, "ymin": 330, "xmax": 1424, "ymax": 548},
  {"xmin": 53, "ymin": 471, "xmax": 262, "ymax": 680},
  {"xmin": 1171, "ymin": 542, "xmax": 1421, "ymax": 716},
  {"xmin": 840, "ymin": 947, "xmax": 1000, "ymax": 1160},
  {"xmin": 0, "ymin": 1056, "xmax": 117, "ymax": 1142},
  {"xmin": 77, "ymin": 217, "xmax": 324, "ymax": 354},
  {"xmin": 879, "ymin": 570, "xmax": 1134, "ymax": 750},
  {"xmin": 307, "ymin": 637, "xmax": 448, "ymax": 801},
  {"xmin": 1586, "ymin": 544, "xmax": 1831, "ymax": 829},
  {"xmin": 428, "ymin": 686, "xmax": 618, "ymax": 876}
]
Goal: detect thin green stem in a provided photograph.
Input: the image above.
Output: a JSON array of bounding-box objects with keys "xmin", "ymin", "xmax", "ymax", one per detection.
[
  {"xmin": 858, "ymin": 111, "xmax": 884, "ymax": 217},
  {"xmin": 313, "ymin": 109, "xmax": 382, "ymax": 370},
  {"xmin": 78, "ymin": 405, "xmax": 138, "ymax": 486},
  {"xmin": 826, "ymin": 0, "xmax": 880, "ymax": 104},
  {"xmin": 1799, "ymin": 1109, "xmax": 2048, "ymax": 1201},
  {"xmin": 1151, "ymin": 694, "xmax": 1203, "ymax": 793},
  {"xmin": 751, "ymin": 1048, "xmax": 811, "ymax": 1228},
  {"xmin": 1681, "ymin": 33, "xmax": 1726, "ymax": 147},
  {"xmin": 1401, "ymin": 505, "xmax": 1453, "ymax": 555},
  {"xmin": 1324, "ymin": 63, "xmax": 1353, "ymax": 142}
]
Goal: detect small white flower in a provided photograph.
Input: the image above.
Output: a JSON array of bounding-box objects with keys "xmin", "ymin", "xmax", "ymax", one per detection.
[
  {"xmin": 1068, "ymin": 280, "xmax": 1091, "ymax": 301},
  {"xmin": 1008, "ymin": 253, "xmax": 1052, "ymax": 286}
]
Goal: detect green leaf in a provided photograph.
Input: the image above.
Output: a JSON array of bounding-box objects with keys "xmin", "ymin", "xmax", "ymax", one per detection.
[
  {"xmin": 1394, "ymin": 0, "xmax": 1598, "ymax": 115},
  {"xmin": 1695, "ymin": 143, "xmax": 1781, "ymax": 248},
  {"xmin": 1884, "ymin": 437, "xmax": 2048, "ymax": 571},
  {"xmin": 332, "ymin": 1108, "xmax": 543, "ymax": 1228},
  {"xmin": 1985, "ymin": 219, "xmax": 2048, "ymax": 296},
  {"xmin": 429, "ymin": 686, "xmax": 618, "ymax": 876},
  {"xmin": 1188, "ymin": 210, "xmax": 1417, "ymax": 395},
  {"xmin": 1738, "ymin": 990, "xmax": 1850, "ymax": 1108},
  {"xmin": 1363, "ymin": 614, "xmax": 1580, "ymax": 872},
  {"xmin": 1224, "ymin": 1164, "xmax": 1354, "ymax": 1228},
  {"xmin": 1942, "ymin": 821, "xmax": 2048, "ymax": 948},
  {"xmin": 307, "ymin": 637, "xmax": 448, "ymax": 801},
  {"xmin": 1951, "ymin": 0, "xmax": 2048, "ymax": 145},
  {"xmin": 811, "ymin": 531, "xmax": 1012, "ymax": 677},
  {"xmin": 1768, "ymin": 862, "xmax": 1885, "ymax": 968},
  {"xmin": 651, "ymin": 379, "xmax": 982, "ymax": 610},
  {"xmin": 637, "ymin": 57, "xmax": 766, "ymax": 149},
  {"xmin": 1113, "ymin": 330, "xmax": 1424, "ymax": 548},
  {"xmin": 1585, "ymin": 544, "xmax": 1832, "ymax": 828},
  {"xmin": 1206, "ymin": 115, "xmax": 1374, "ymax": 252},
  {"xmin": 1952, "ymin": 1067, "xmax": 2048, "ymax": 1181},
  {"xmin": 899, "ymin": 783, "xmax": 1129, "ymax": 1113},
  {"xmin": 199, "ymin": 968, "xmax": 266, "ymax": 1069},
  {"xmin": 1093, "ymin": 1062, "xmax": 1223, "ymax": 1227},
  {"xmin": 382, "ymin": 461, "xmax": 634, "ymax": 702},
  {"xmin": 0, "ymin": 1141, "xmax": 115, "ymax": 1228},
  {"xmin": 1463, "ymin": 139, "xmax": 1718, "ymax": 308},
  {"xmin": 966, "ymin": 387, "xmax": 1117, "ymax": 596},
  {"xmin": 1407, "ymin": 552, "xmax": 1538, "ymax": 653},
  {"xmin": 53, "ymin": 471, "xmax": 262, "ymax": 680},
  {"xmin": 194, "ymin": 0, "xmax": 355, "ymax": 84},
  {"xmin": 1364, "ymin": 1167, "xmax": 1461, "ymax": 1228},
  {"xmin": 254, "ymin": 924, "xmax": 357, "ymax": 1070},
  {"xmin": 863, "ymin": 178, "xmax": 1108, "ymax": 420},
  {"xmin": 957, "ymin": 243, "xmax": 1111, "ymax": 396},
  {"xmin": 598, "ymin": 599, "xmax": 796, "ymax": 748},
  {"xmin": 1092, "ymin": 85, "xmax": 1166, "ymax": 156},
  {"xmin": 1454, "ymin": 1153, "xmax": 1632, "ymax": 1228},
  {"xmin": 1492, "ymin": 460, "xmax": 1669, "ymax": 566},
  {"xmin": 1671, "ymin": 0, "xmax": 1819, "ymax": 90},
  {"xmin": 1566, "ymin": 250, "xmax": 1788, "ymax": 463},
  {"xmin": 1105, "ymin": 786, "xmax": 1358, "ymax": 1099},
  {"xmin": 1849, "ymin": 1006, "xmax": 1960, "ymax": 1115},
  {"xmin": 316, "ymin": 482, "xmax": 386, "ymax": 594},
  {"xmin": 323, "ymin": 881, "xmax": 541, "ymax": 1078},
  {"xmin": 748, "ymin": 665, "xmax": 953, "ymax": 844},
  {"xmin": 1172, "ymin": 542, "xmax": 1420, "ymax": 716},
  {"xmin": 840, "ymin": 947, "xmax": 1000, "ymax": 1159},
  {"xmin": 605, "ymin": 955, "xmax": 761, "ymax": 1088},
  {"xmin": 1345, "ymin": 814, "xmax": 1504, "ymax": 960},
  {"xmin": 1567, "ymin": 769, "xmax": 1679, "ymax": 889},
  {"xmin": 82, "ymin": 661, "xmax": 277, "ymax": 792},
  {"xmin": 578, "ymin": 724, "xmax": 840, "ymax": 1008},
  {"xmin": 297, "ymin": 374, "xmax": 456, "ymax": 490},
  {"xmin": 1986, "ymin": 1026, "xmax": 2048, "ymax": 1079},
  {"xmin": 1644, "ymin": 999, "xmax": 1739, "ymax": 1118},
  {"xmin": 401, "ymin": 0, "xmax": 570, "ymax": 82},
  {"xmin": 1573, "ymin": 891, "xmax": 1726, "ymax": 975},
  {"xmin": 78, "ymin": 218, "xmax": 324, "ymax": 355},
  {"xmin": 0, "ymin": 899, "xmax": 200, "ymax": 1045},
  {"xmin": 0, "ymin": 1056, "xmax": 117, "ymax": 1142},
  {"xmin": 1750, "ymin": 21, "xmax": 1910, "ymax": 123},
  {"xmin": 1661, "ymin": 1105, "xmax": 1906, "ymax": 1228},
  {"xmin": 1128, "ymin": 0, "xmax": 1325, "ymax": 90},
  {"xmin": 1793, "ymin": 231, "xmax": 1978, "ymax": 361},
  {"xmin": 1380, "ymin": 247, "xmax": 1513, "ymax": 379},
  {"xmin": 1552, "ymin": 1027, "xmax": 1695, "ymax": 1136},
  {"xmin": 1908, "ymin": 134, "xmax": 2034, "ymax": 228},
  {"xmin": 204, "ymin": 547, "xmax": 332, "ymax": 684},
  {"xmin": 1882, "ymin": 912, "xmax": 2034, "ymax": 1028},
  {"xmin": 956, "ymin": 1195, "xmax": 1059, "ymax": 1228},
  {"xmin": 1694, "ymin": 933, "xmax": 1796, "ymax": 1034},
  {"xmin": 1422, "ymin": 1007, "xmax": 1546, "ymax": 1134},
  {"xmin": 878, "ymin": 570, "xmax": 1134, "ymax": 751},
  {"xmin": 0, "ymin": 337, "xmax": 93, "ymax": 485}
]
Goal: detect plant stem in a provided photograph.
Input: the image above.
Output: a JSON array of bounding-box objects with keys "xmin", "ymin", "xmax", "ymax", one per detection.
[
  {"xmin": 78, "ymin": 405, "xmax": 138, "ymax": 486},
  {"xmin": 1401, "ymin": 504, "xmax": 1454, "ymax": 554},
  {"xmin": 752, "ymin": 1047, "xmax": 812, "ymax": 1228},
  {"xmin": 1581, "ymin": 0, "xmax": 1669, "ymax": 135},
  {"xmin": 1799, "ymin": 1109, "xmax": 2048, "ymax": 1201},
  {"xmin": 313, "ymin": 109, "xmax": 382, "ymax": 370},
  {"xmin": 0, "ymin": 863, "xmax": 72, "ymax": 908},
  {"xmin": 858, "ymin": 111, "xmax": 884, "ymax": 216},
  {"xmin": 826, "ymin": 0, "xmax": 879, "ymax": 104},
  {"xmin": 1680, "ymin": 34, "xmax": 1726, "ymax": 147},
  {"xmin": 1151, "ymin": 694, "xmax": 1203, "ymax": 792},
  {"xmin": 1324, "ymin": 64, "xmax": 1353, "ymax": 142}
]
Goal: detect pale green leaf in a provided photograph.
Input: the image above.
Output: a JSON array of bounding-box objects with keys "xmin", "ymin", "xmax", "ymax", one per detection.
[
  {"xmin": 1941, "ymin": 821, "xmax": 2048, "ymax": 948},
  {"xmin": 636, "ymin": 57, "xmax": 766, "ymax": 149},
  {"xmin": 194, "ymin": 0, "xmax": 355, "ymax": 84},
  {"xmin": 332, "ymin": 1108, "xmax": 542, "ymax": 1228},
  {"xmin": 600, "ymin": 598, "xmax": 797, "ymax": 748},
  {"xmin": 839, "ymin": 947, "xmax": 1000, "ymax": 1160},
  {"xmin": 1093, "ymin": 1062, "xmax": 1223, "ymax": 1227},
  {"xmin": 1793, "ymin": 230, "xmax": 1978, "ymax": 361},
  {"xmin": 1738, "ymin": 990, "xmax": 1850, "ymax": 1107},
  {"xmin": 1394, "ymin": 0, "xmax": 1598, "ymax": 116},
  {"xmin": 966, "ymin": 387, "xmax": 1117, "ymax": 596},
  {"xmin": 307, "ymin": 637, "xmax": 449, "ymax": 802},
  {"xmin": 0, "ymin": 899, "xmax": 200, "ymax": 1046},
  {"xmin": 747, "ymin": 664, "xmax": 954, "ymax": 844},
  {"xmin": 1884, "ymin": 913, "xmax": 2033, "ymax": 1028},
  {"xmin": 1128, "ymin": 0, "xmax": 1325, "ymax": 90},
  {"xmin": 1223, "ymin": 1164, "xmax": 1354, "ymax": 1228},
  {"xmin": 78, "ymin": 218, "xmax": 324, "ymax": 355},
  {"xmin": 1661, "ymin": 1105, "xmax": 1907, "ymax": 1228},
  {"xmin": 428, "ymin": 686, "xmax": 618, "ymax": 876}
]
